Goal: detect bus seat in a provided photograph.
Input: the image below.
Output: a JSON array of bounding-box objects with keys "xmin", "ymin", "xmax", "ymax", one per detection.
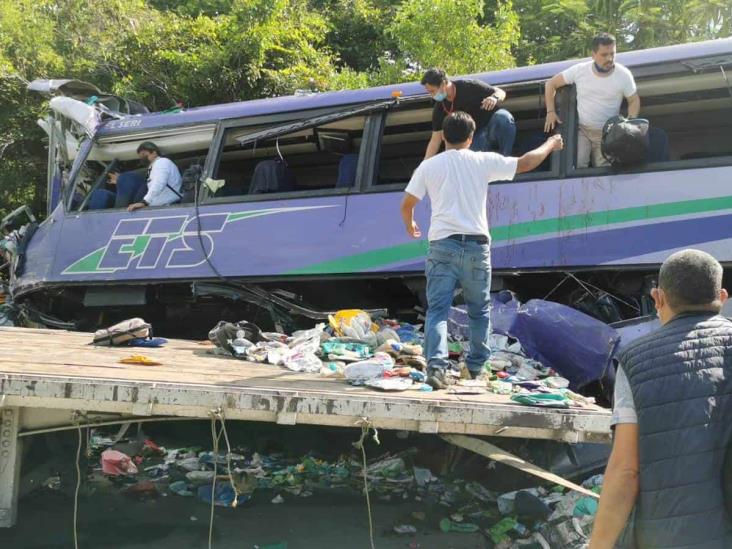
[
  {"xmin": 248, "ymin": 159, "xmax": 296, "ymax": 194},
  {"xmin": 647, "ymin": 127, "xmax": 670, "ymax": 163},
  {"xmin": 88, "ymin": 189, "xmax": 115, "ymax": 210},
  {"xmin": 517, "ymin": 131, "xmax": 551, "ymax": 171},
  {"xmin": 336, "ymin": 153, "xmax": 358, "ymax": 188}
]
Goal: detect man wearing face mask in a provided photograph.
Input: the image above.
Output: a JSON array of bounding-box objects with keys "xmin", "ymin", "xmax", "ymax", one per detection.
[
  {"xmin": 544, "ymin": 32, "xmax": 641, "ymax": 168},
  {"xmin": 421, "ymin": 68, "xmax": 515, "ymax": 160},
  {"xmin": 127, "ymin": 141, "xmax": 183, "ymax": 212}
]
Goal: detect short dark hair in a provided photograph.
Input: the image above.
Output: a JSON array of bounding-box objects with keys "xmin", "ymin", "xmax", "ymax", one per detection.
[
  {"xmin": 442, "ymin": 112, "xmax": 476, "ymax": 145},
  {"xmin": 137, "ymin": 141, "xmax": 160, "ymax": 155},
  {"xmin": 421, "ymin": 68, "xmax": 447, "ymax": 87},
  {"xmin": 658, "ymin": 249, "xmax": 724, "ymax": 310},
  {"xmin": 592, "ymin": 33, "xmax": 616, "ymax": 52}
]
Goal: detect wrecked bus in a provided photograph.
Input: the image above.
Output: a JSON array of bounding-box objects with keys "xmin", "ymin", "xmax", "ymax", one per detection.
[{"xmin": 3, "ymin": 38, "xmax": 732, "ymax": 334}]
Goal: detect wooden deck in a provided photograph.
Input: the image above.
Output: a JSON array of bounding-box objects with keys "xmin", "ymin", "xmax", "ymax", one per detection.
[{"xmin": 0, "ymin": 327, "xmax": 611, "ymax": 443}]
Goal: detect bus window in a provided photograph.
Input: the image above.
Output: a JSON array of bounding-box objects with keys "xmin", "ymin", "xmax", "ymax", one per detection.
[
  {"xmin": 567, "ymin": 66, "xmax": 732, "ymax": 172},
  {"xmin": 641, "ymin": 70, "xmax": 732, "ymax": 163},
  {"xmin": 372, "ymin": 84, "xmax": 555, "ymax": 189},
  {"xmin": 68, "ymin": 129, "xmax": 214, "ymax": 212},
  {"xmin": 209, "ymin": 114, "xmax": 367, "ymax": 200},
  {"xmin": 374, "ymin": 101, "xmax": 433, "ymax": 187}
]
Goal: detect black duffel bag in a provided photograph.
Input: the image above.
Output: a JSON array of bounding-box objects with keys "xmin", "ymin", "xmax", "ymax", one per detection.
[{"xmin": 601, "ymin": 115, "xmax": 650, "ymax": 166}]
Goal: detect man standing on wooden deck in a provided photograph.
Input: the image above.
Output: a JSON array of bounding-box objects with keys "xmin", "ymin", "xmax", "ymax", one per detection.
[
  {"xmin": 400, "ymin": 112, "xmax": 562, "ymax": 389},
  {"xmin": 590, "ymin": 249, "xmax": 732, "ymax": 549}
]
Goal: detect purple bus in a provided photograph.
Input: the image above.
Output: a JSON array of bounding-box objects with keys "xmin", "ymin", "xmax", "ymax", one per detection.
[{"xmin": 5, "ymin": 38, "xmax": 732, "ymax": 332}]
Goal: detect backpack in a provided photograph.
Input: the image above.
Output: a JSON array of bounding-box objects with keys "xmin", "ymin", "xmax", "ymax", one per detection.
[
  {"xmin": 93, "ymin": 318, "xmax": 152, "ymax": 346},
  {"xmin": 601, "ymin": 115, "xmax": 650, "ymax": 166}
]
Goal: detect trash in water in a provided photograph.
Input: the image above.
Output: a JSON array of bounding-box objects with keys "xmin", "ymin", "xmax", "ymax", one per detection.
[
  {"xmin": 196, "ymin": 483, "xmax": 249, "ymax": 508},
  {"xmin": 101, "ymin": 449, "xmax": 139, "ymax": 476},
  {"xmin": 169, "ymin": 480, "xmax": 194, "ymax": 496},
  {"xmin": 439, "ymin": 518, "xmax": 479, "ymax": 533}
]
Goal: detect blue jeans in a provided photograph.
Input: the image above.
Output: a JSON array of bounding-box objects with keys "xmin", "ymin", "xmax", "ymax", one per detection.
[
  {"xmin": 470, "ymin": 109, "xmax": 516, "ymax": 156},
  {"xmin": 87, "ymin": 172, "xmax": 148, "ymax": 210},
  {"xmin": 424, "ymin": 237, "xmax": 492, "ymax": 375}
]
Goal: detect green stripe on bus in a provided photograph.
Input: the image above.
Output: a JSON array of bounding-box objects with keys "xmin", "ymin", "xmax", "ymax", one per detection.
[{"xmin": 288, "ymin": 195, "xmax": 732, "ymax": 274}]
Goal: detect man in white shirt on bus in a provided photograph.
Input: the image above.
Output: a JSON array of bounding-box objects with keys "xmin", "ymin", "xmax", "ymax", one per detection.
[
  {"xmin": 128, "ymin": 141, "xmax": 183, "ymax": 212},
  {"xmin": 544, "ymin": 33, "xmax": 641, "ymax": 168},
  {"xmin": 400, "ymin": 112, "xmax": 563, "ymax": 389}
]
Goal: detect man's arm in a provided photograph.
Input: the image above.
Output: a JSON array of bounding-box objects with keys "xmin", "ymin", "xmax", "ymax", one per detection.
[
  {"xmin": 425, "ymin": 131, "xmax": 443, "ymax": 160},
  {"xmin": 481, "ymin": 86, "xmax": 507, "ymax": 111},
  {"xmin": 627, "ymin": 93, "xmax": 641, "ymax": 118},
  {"xmin": 589, "ymin": 423, "xmax": 640, "ymax": 549},
  {"xmin": 544, "ymin": 73, "xmax": 567, "ymax": 132},
  {"xmin": 516, "ymin": 134, "xmax": 563, "ymax": 174},
  {"xmin": 400, "ymin": 193, "xmax": 422, "ymax": 238}
]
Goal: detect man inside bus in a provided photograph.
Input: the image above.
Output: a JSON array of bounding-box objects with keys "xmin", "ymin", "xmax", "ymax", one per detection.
[
  {"xmin": 590, "ymin": 249, "xmax": 732, "ymax": 549},
  {"xmin": 87, "ymin": 170, "xmax": 148, "ymax": 210},
  {"xmin": 400, "ymin": 112, "xmax": 562, "ymax": 389},
  {"xmin": 127, "ymin": 141, "xmax": 183, "ymax": 212},
  {"xmin": 544, "ymin": 32, "xmax": 641, "ymax": 168},
  {"xmin": 422, "ymin": 68, "xmax": 516, "ymax": 160}
]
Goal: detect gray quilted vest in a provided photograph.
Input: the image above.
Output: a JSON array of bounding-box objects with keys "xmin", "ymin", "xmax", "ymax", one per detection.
[{"xmin": 621, "ymin": 312, "xmax": 732, "ymax": 548}]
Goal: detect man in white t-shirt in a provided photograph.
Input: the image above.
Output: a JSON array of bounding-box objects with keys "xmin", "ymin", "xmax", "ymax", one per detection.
[
  {"xmin": 544, "ymin": 33, "xmax": 641, "ymax": 168},
  {"xmin": 400, "ymin": 112, "xmax": 563, "ymax": 389}
]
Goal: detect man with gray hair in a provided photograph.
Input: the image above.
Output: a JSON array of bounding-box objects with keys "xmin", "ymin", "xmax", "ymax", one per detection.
[{"xmin": 590, "ymin": 249, "xmax": 732, "ymax": 548}]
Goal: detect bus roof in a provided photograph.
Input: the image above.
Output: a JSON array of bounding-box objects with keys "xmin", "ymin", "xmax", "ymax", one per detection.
[{"xmin": 98, "ymin": 37, "xmax": 732, "ymax": 138}]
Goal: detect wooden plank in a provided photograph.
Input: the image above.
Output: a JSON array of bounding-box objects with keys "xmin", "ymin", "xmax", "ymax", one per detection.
[
  {"xmin": 0, "ymin": 327, "xmax": 612, "ymax": 442},
  {"xmin": 442, "ymin": 434, "xmax": 601, "ymax": 498}
]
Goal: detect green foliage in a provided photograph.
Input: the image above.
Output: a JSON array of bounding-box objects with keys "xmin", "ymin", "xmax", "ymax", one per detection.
[
  {"xmin": 0, "ymin": 0, "xmax": 729, "ymax": 219},
  {"xmin": 387, "ymin": 0, "xmax": 519, "ymax": 75}
]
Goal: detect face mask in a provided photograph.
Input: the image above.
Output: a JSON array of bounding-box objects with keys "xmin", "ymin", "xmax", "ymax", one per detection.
[
  {"xmin": 594, "ymin": 61, "xmax": 614, "ymax": 73},
  {"xmin": 433, "ymin": 91, "xmax": 447, "ymax": 101}
]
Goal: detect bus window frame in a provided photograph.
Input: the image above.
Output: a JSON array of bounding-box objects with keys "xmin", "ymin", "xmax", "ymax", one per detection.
[
  {"xmin": 364, "ymin": 93, "xmax": 565, "ymax": 194},
  {"xmin": 63, "ymin": 138, "xmax": 95, "ymax": 213},
  {"xmin": 201, "ymin": 103, "xmax": 392, "ymax": 205},
  {"xmin": 563, "ymin": 77, "xmax": 732, "ymax": 177}
]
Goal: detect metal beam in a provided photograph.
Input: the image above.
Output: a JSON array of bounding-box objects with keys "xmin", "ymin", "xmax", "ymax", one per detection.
[{"xmin": 0, "ymin": 407, "xmax": 22, "ymax": 527}]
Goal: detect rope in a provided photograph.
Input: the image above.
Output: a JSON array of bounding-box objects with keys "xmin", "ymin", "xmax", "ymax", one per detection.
[
  {"xmin": 215, "ymin": 409, "xmax": 240, "ymax": 507},
  {"xmin": 207, "ymin": 407, "xmax": 241, "ymax": 548},
  {"xmin": 72, "ymin": 413, "xmax": 85, "ymax": 549},
  {"xmin": 208, "ymin": 413, "xmax": 221, "ymax": 549},
  {"xmin": 353, "ymin": 418, "xmax": 380, "ymax": 549}
]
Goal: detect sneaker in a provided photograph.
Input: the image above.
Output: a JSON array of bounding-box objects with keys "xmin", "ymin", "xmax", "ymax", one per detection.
[{"xmin": 426, "ymin": 368, "xmax": 448, "ymax": 390}]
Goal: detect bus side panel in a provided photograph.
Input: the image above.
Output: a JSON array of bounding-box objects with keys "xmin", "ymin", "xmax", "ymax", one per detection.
[
  {"xmin": 15, "ymin": 164, "xmax": 732, "ymax": 291},
  {"xmin": 11, "ymin": 204, "xmax": 66, "ymax": 293}
]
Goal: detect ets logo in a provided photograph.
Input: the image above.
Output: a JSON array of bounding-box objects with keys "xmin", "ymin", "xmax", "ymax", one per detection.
[{"xmin": 75, "ymin": 214, "xmax": 228, "ymax": 274}]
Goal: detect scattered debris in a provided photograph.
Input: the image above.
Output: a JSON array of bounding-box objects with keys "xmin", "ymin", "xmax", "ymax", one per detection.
[
  {"xmin": 119, "ymin": 355, "xmax": 162, "ymax": 366},
  {"xmin": 203, "ymin": 308, "xmax": 600, "ymax": 409}
]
